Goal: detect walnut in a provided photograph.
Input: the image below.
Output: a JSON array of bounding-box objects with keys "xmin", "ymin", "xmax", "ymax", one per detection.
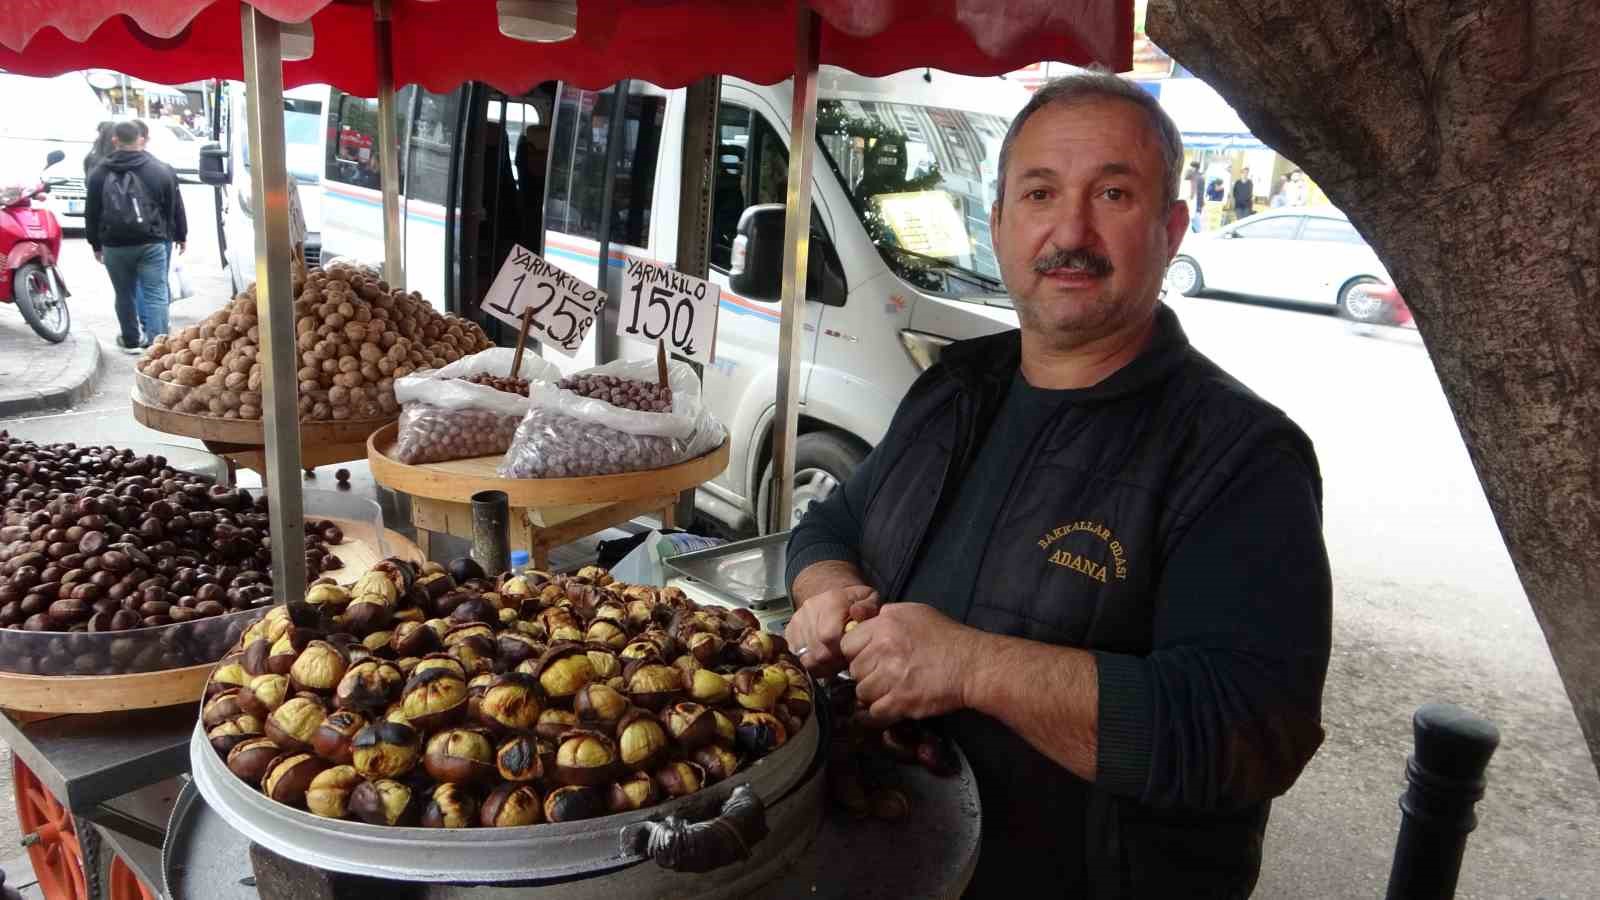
[
  {"xmin": 225, "ymin": 372, "xmax": 248, "ymax": 391},
  {"xmin": 248, "ymin": 368, "xmax": 263, "ymax": 392},
  {"xmin": 360, "ymin": 363, "xmax": 381, "ymax": 384},
  {"xmin": 217, "ymin": 324, "xmax": 238, "ymax": 342},
  {"xmin": 197, "ymin": 360, "xmax": 219, "ymax": 376},
  {"xmin": 240, "ymin": 404, "xmax": 260, "ymax": 419},
  {"xmin": 339, "ymin": 356, "xmax": 361, "ymax": 374}
]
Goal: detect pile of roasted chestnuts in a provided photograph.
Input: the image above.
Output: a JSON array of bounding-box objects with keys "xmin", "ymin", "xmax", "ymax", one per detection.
[{"xmin": 205, "ymin": 556, "xmax": 811, "ymax": 829}]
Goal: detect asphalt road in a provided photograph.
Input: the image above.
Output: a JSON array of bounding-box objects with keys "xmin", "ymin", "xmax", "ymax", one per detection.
[{"xmin": 1, "ymin": 193, "xmax": 1597, "ymax": 896}]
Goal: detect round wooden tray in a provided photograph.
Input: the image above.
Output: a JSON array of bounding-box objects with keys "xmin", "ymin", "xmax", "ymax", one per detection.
[
  {"xmin": 131, "ymin": 395, "xmax": 395, "ymax": 447},
  {"xmin": 0, "ymin": 525, "xmax": 423, "ymax": 715},
  {"xmin": 366, "ymin": 421, "xmax": 730, "ymax": 506}
]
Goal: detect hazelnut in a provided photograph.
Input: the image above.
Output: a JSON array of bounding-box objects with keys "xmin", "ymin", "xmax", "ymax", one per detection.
[
  {"xmin": 423, "ymin": 728, "xmax": 496, "ymax": 784},
  {"xmin": 480, "ymin": 784, "xmax": 542, "ymax": 828},
  {"xmin": 350, "ymin": 720, "xmax": 422, "ymax": 779},
  {"xmin": 350, "ymin": 778, "xmax": 420, "ymax": 827},
  {"xmin": 305, "ymin": 765, "xmax": 362, "ymax": 819}
]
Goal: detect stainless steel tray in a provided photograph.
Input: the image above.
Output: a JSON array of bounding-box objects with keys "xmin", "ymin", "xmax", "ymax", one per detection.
[
  {"xmin": 164, "ymin": 777, "xmax": 259, "ymax": 900},
  {"xmin": 188, "ymin": 706, "xmax": 819, "ymax": 883},
  {"xmin": 663, "ymin": 533, "xmax": 789, "ymax": 610}
]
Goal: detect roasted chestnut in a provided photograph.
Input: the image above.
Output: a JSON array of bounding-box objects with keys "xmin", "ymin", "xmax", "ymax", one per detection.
[
  {"xmin": 535, "ymin": 708, "xmax": 578, "ymax": 743},
  {"xmin": 343, "ymin": 596, "xmax": 392, "ymax": 635},
  {"xmin": 711, "ymin": 709, "xmax": 737, "ymax": 748},
  {"xmin": 553, "ymin": 729, "xmax": 618, "ymax": 786},
  {"xmin": 616, "ymin": 709, "xmax": 669, "ymax": 772},
  {"xmin": 584, "ymin": 619, "xmax": 628, "ymax": 651},
  {"xmin": 412, "ymin": 652, "xmax": 467, "ymax": 681},
  {"xmin": 350, "ymin": 778, "xmax": 420, "ymax": 827},
  {"xmin": 495, "ymin": 734, "xmax": 545, "ymax": 783},
  {"xmin": 305, "ymin": 765, "xmax": 362, "ymax": 819},
  {"xmin": 475, "ymin": 673, "xmax": 543, "ymax": 733},
  {"xmin": 208, "ymin": 715, "xmax": 264, "ymax": 756},
  {"xmin": 391, "ymin": 620, "xmax": 441, "ymax": 658},
  {"xmin": 423, "ymin": 728, "xmax": 496, "ymax": 784},
  {"xmin": 303, "ymin": 583, "xmax": 352, "ymax": 609},
  {"xmin": 735, "ymin": 628, "xmax": 784, "ymax": 664},
  {"xmin": 686, "ymin": 631, "xmax": 725, "ymax": 666},
  {"xmin": 585, "ymin": 649, "xmax": 621, "ymax": 682},
  {"xmin": 226, "ymin": 737, "xmax": 282, "ymax": 786},
  {"xmin": 421, "ymin": 782, "xmax": 479, "ymax": 828},
  {"xmin": 732, "ymin": 666, "xmax": 787, "ymax": 712},
  {"xmin": 542, "ymin": 785, "xmax": 606, "ymax": 823},
  {"xmin": 208, "ymin": 662, "xmax": 252, "ymax": 696},
  {"xmin": 534, "ymin": 643, "xmax": 595, "ymax": 700},
  {"xmin": 290, "ymin": 640, "xmax": 350, "ymax": 694},
  {"xmin": 202, "ymin": 689, "xmax": 246, "ymax": 729},
  {"xmin": 480, "ymin": 783, "xmax": 542, "ymax": 827},
  {"xmin": 495, "ymin": 631, "xmax": 542, "ymax": 669},
  {"xmin": 688, "ymin": 668, "xmax": 731, "ymax": 706},
  {"xmin": 662, "ymin": 702, "xmax": 718, "ymax": 751},
  {"xmin": 351, "ymin": 570, "xmax": 400, "ymax": 605},
  {"xmin": 653, "ymin": 760, "xmax": 706, "ymax": 798},
  {"xmin": 262, "ymin": 753, "xmax": 329, "ymax": 808},
  {"xmin": 573, "ymin": 683, "xmax": 629, "ymax": 729},
  {"xmin": 622, "ymin": 659, "xmax": 682, "ymax": 711},
  {"xmin": 335, "ymin": 659, "xmax": 405, "ymax": 713},
  {"xmin": 401, "ymin": 666, "xmax": 468, "ymax": 731},
  {"xmin": 310, "ymin": 710, "xmax": 368, "ymax": 764},
  {"xmin": 350, "ymin": 720, "xmax": 422, "ymax": 779},
  {"xmin": 607, "ymin": 771, "xmax": 660, "ymax": 812},
  {"xmin": 265, "ymin": 697, "xmax": 327, "ymax": 752},
  {"xmin": 692, "ymin": 744, "xmax": 742, "ymax": 784},
  {"xmin": 736, "ymin": 711, "xmax": 788, "ymax": 755}
]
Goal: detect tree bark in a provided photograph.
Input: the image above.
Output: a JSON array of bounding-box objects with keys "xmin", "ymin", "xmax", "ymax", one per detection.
[{"xmin": 1146, "ymin": 0, "xmax": 1600, "ymax": 775}]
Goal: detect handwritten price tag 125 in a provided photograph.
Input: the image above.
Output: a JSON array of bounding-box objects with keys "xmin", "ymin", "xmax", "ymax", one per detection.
[
  {"xmin": 618, "ymin": 259, "xmax": 720, "ymax": 365},
  {"xmin": 482, "ymin": 245, "xmax": 606, "ymax": 357}
]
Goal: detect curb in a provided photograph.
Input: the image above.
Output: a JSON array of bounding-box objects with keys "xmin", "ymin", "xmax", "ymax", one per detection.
[{"xmin": 0, "ymin": 333, "xmax": 104, "ymax": 420}]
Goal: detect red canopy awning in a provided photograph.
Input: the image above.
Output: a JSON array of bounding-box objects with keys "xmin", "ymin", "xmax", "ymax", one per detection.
[{"xmin": 0, "ymin": 1, "xmax": 1132, "ymax": 94}]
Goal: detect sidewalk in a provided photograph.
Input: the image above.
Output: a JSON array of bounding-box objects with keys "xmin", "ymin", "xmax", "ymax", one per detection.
[{"xmin": 0, "ymin": 317, "xmax": 103, "ymax": 420}]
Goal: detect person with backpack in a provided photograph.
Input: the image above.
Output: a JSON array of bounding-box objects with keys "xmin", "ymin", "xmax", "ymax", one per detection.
[{"xmin": 84, "ymin": 120, "xmax": 187, "ymax": 352}]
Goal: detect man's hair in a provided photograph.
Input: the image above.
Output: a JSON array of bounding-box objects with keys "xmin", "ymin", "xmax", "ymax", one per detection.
[
  {"xmin": 112, "ymin": 121, "xmax": 141, "ymax": 147},
  {"xmin": 995, "ymin": 70, "xmax": 1185, "ymax": 214},
  {"xmin": 133, "ymin": 119, "xmax": 149, "ymax": 139}
]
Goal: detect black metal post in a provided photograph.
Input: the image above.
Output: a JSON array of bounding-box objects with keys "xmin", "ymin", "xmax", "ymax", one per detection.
[
  {"xmin": 594, "ymin": 79, "xmax": 630, "ymax": 364},
  {"xmin": 469, "ymin": 490, "xmax": 510, "ymax": 576},
  {"xmin": 1385, "ymin": 703, "xmax": 1500, "ymax": 900}
]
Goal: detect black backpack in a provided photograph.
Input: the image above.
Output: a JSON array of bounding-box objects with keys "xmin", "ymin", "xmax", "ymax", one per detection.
[{"xmin": 100, "ymin": 168, "xmax": 164, "ymax": 245}]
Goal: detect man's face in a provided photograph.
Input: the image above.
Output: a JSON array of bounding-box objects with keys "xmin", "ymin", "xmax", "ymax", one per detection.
[{"xmin": 990, "ymin": 98, "xmax": 1188, "ymax": 348}]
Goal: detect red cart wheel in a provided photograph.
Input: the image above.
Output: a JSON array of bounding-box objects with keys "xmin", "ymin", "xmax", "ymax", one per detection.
[
  {"xmin": 108, "ymin": 855, "xmax": 155, "ymax": 900},
  {"xmin": 12, "ymin": 758, "xmax": 90, "ymax": 900}
]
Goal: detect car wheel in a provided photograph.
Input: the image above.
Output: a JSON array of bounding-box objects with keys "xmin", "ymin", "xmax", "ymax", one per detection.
[
  {"xmin": 1166, "ymin": 256, "xmax": 1204, "ymax": 297},
  {"xmin": 756, "ymin": 431, "xmax": 866, "ymax": 535},
  {"xmin": 14, "ymin": 261, "xmax": 70, "ymax": 343},
  {"xmin": 1338, "ymin": 277, "xmax": 1390, "ymax": 324}
]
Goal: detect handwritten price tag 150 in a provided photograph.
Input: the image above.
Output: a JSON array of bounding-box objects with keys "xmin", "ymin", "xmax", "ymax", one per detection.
[
  {"xmin": 481, "ymin": 244, "xmax": 607, "ymax": 357},
  {"xmin": 618, "ymin": 259, "xmax": 720, "ymax": 365}
]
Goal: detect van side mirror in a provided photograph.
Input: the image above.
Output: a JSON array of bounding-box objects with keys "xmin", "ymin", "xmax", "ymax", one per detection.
[
  {"xmin": 44, "ymin": 150, "xmax": 65, "ymax": 168},
  {"xmin": 199, "ymin": 143, "xmax": 230, "ymax": 186},
  {"xmin": 728, "ymin": 204, "xmax": 847, "ymax": 307}
]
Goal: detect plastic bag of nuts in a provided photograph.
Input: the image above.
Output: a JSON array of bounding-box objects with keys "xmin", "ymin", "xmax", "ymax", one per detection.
[
  {"xmin": 392, "ymin": 349, "xmax": 559, "ymax": 465},
  {"xmin": 498, "ymin": 359, "xmax": 724, "ymax": 479}
]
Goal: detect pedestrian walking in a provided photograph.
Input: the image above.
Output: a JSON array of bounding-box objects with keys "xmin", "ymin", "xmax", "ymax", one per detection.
[
  {"xmin": 1286, "ymin": 170, "xmax": 1309, "ymax": 207},
  {"xmin": 1231, "ymin": 166, "xmax": 1255, "ymax": 221},
  {"xmin": 83, "ymin": 122, "xmax": 115, "ymax": 177},
  {"xmin": 1184, "ymin": 160, "xmax": 1204, "ymax": 233},
  {"xmin": 84, "ymin": 120, "xmax": 188, "ymax": 353}
]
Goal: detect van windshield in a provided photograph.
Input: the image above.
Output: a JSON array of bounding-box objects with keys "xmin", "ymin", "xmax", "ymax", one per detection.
[{"xmin": 816, "ymin": 98, "xmax": 1009, "ymax": 298}]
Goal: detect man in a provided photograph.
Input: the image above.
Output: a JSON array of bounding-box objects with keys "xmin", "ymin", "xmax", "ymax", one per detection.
[
  {"xmin": 1184, "ymin": 159, "xmax": 1204, "ymax": 232},
  {"xmin": 785, "ymin": 72, "xmax": 1331, "ymax": 898},
  {"xmin": 1231, "ymin": 167, "xmax": 1256, "ymax": 223},
  {"xmin": 85, "ymin": 121, "xmax": 187, "ymax": 352}
]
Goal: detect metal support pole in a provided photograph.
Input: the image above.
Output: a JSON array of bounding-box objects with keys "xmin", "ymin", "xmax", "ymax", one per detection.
[
  {"xmin": 766, "ymin": 7, "xmax": 821, "ymax": 535},
  {"xmin": 672, "ymin": 76, "xmax": 720, "ymax": 528},
  {"xmin": 595, "ymin": 80, "xmax": 631, "ymax": 365},
  {"xmin": 1385, "ymin": 703, "xmax": 1500, "ymax": 900},
  {"xmin": 470, "ymin": 490, "xmax": 511, "ymax": 576},
  {"xmin": 241, "ymin": 7, "xmax": 308, "ymax": 607},
  {"xmin": 373, "ymin": 0, "xmax": 405, "ymax": 290}
]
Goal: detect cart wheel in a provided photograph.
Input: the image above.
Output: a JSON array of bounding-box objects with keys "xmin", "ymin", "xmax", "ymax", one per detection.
[
  {"xmin": 13, "ymin": 757, "xmax": 92, "ymax": 900},
  {"xmin": 106, "ymin": 856, "xmax": 153, "ymax": 900}
]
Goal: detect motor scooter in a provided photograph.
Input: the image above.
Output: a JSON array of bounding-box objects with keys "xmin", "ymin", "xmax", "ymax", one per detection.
[{"xmin": 0, "ymin": 149, "xmax": 72, "ymax": 343}]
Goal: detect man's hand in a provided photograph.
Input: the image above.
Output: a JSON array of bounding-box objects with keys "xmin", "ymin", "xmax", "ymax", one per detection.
[
  {"xmin": 176, "ymin": 242, "xmax": 186, "ymax": 255},
  {"xmin": 94, "ymin": 250, "xmax": 103, "ymax": 264},
  {"xmin": 785, "ymin": 584, "xmax": 878, "ymax": 676},
  {"xmin": 840, "ymin": 603, "xmax": 985, "ymax": 726}
]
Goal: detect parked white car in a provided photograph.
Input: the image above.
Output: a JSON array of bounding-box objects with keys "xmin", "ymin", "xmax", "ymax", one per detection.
[
  {"xmin": 1165, "ymin": 208, "xmax": 1396, "ymax": 323},
  {"xmin": 136, "ymin": 118, "xmax": 202, "ymax": 182}
]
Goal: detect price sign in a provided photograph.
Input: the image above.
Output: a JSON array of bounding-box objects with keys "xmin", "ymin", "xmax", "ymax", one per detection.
[
  {"xmin": 617, "ymin": 258, "xmax": 720, "ymax": 365},
  {"xmin": 482, "ymin": 244, "xmax": 607, "ymax": 357}
]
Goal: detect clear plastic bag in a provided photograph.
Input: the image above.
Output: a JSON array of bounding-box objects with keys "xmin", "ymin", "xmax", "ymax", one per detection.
[
  {"xmin": 498, "ymin": 358, "xmax": 725, "ymax": 478},
  {"xmin": 392, "ymin": 348, "xmax": 559, "ymax": 464}
]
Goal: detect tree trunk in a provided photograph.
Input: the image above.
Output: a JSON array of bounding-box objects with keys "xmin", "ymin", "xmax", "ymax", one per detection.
[{"xmin": 1146, "ymin": 0, "xmax": 1600, "ymax": 775}]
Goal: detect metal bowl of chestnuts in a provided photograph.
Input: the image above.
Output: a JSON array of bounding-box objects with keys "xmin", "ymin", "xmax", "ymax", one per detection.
[{"xmin": 189, "ymin": 557, "xmax": 821, "ymax": 883}]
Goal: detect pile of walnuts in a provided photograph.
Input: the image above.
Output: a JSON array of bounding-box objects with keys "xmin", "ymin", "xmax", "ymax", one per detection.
[{"xmin": 137, "ymin": 262, "xmax": 493, "ymax": 423}]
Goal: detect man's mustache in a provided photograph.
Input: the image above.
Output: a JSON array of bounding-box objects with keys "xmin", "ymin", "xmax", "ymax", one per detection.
[{"xmin": 1032, "ymin": 248, "xmax": 1113, "ymax": 277}]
